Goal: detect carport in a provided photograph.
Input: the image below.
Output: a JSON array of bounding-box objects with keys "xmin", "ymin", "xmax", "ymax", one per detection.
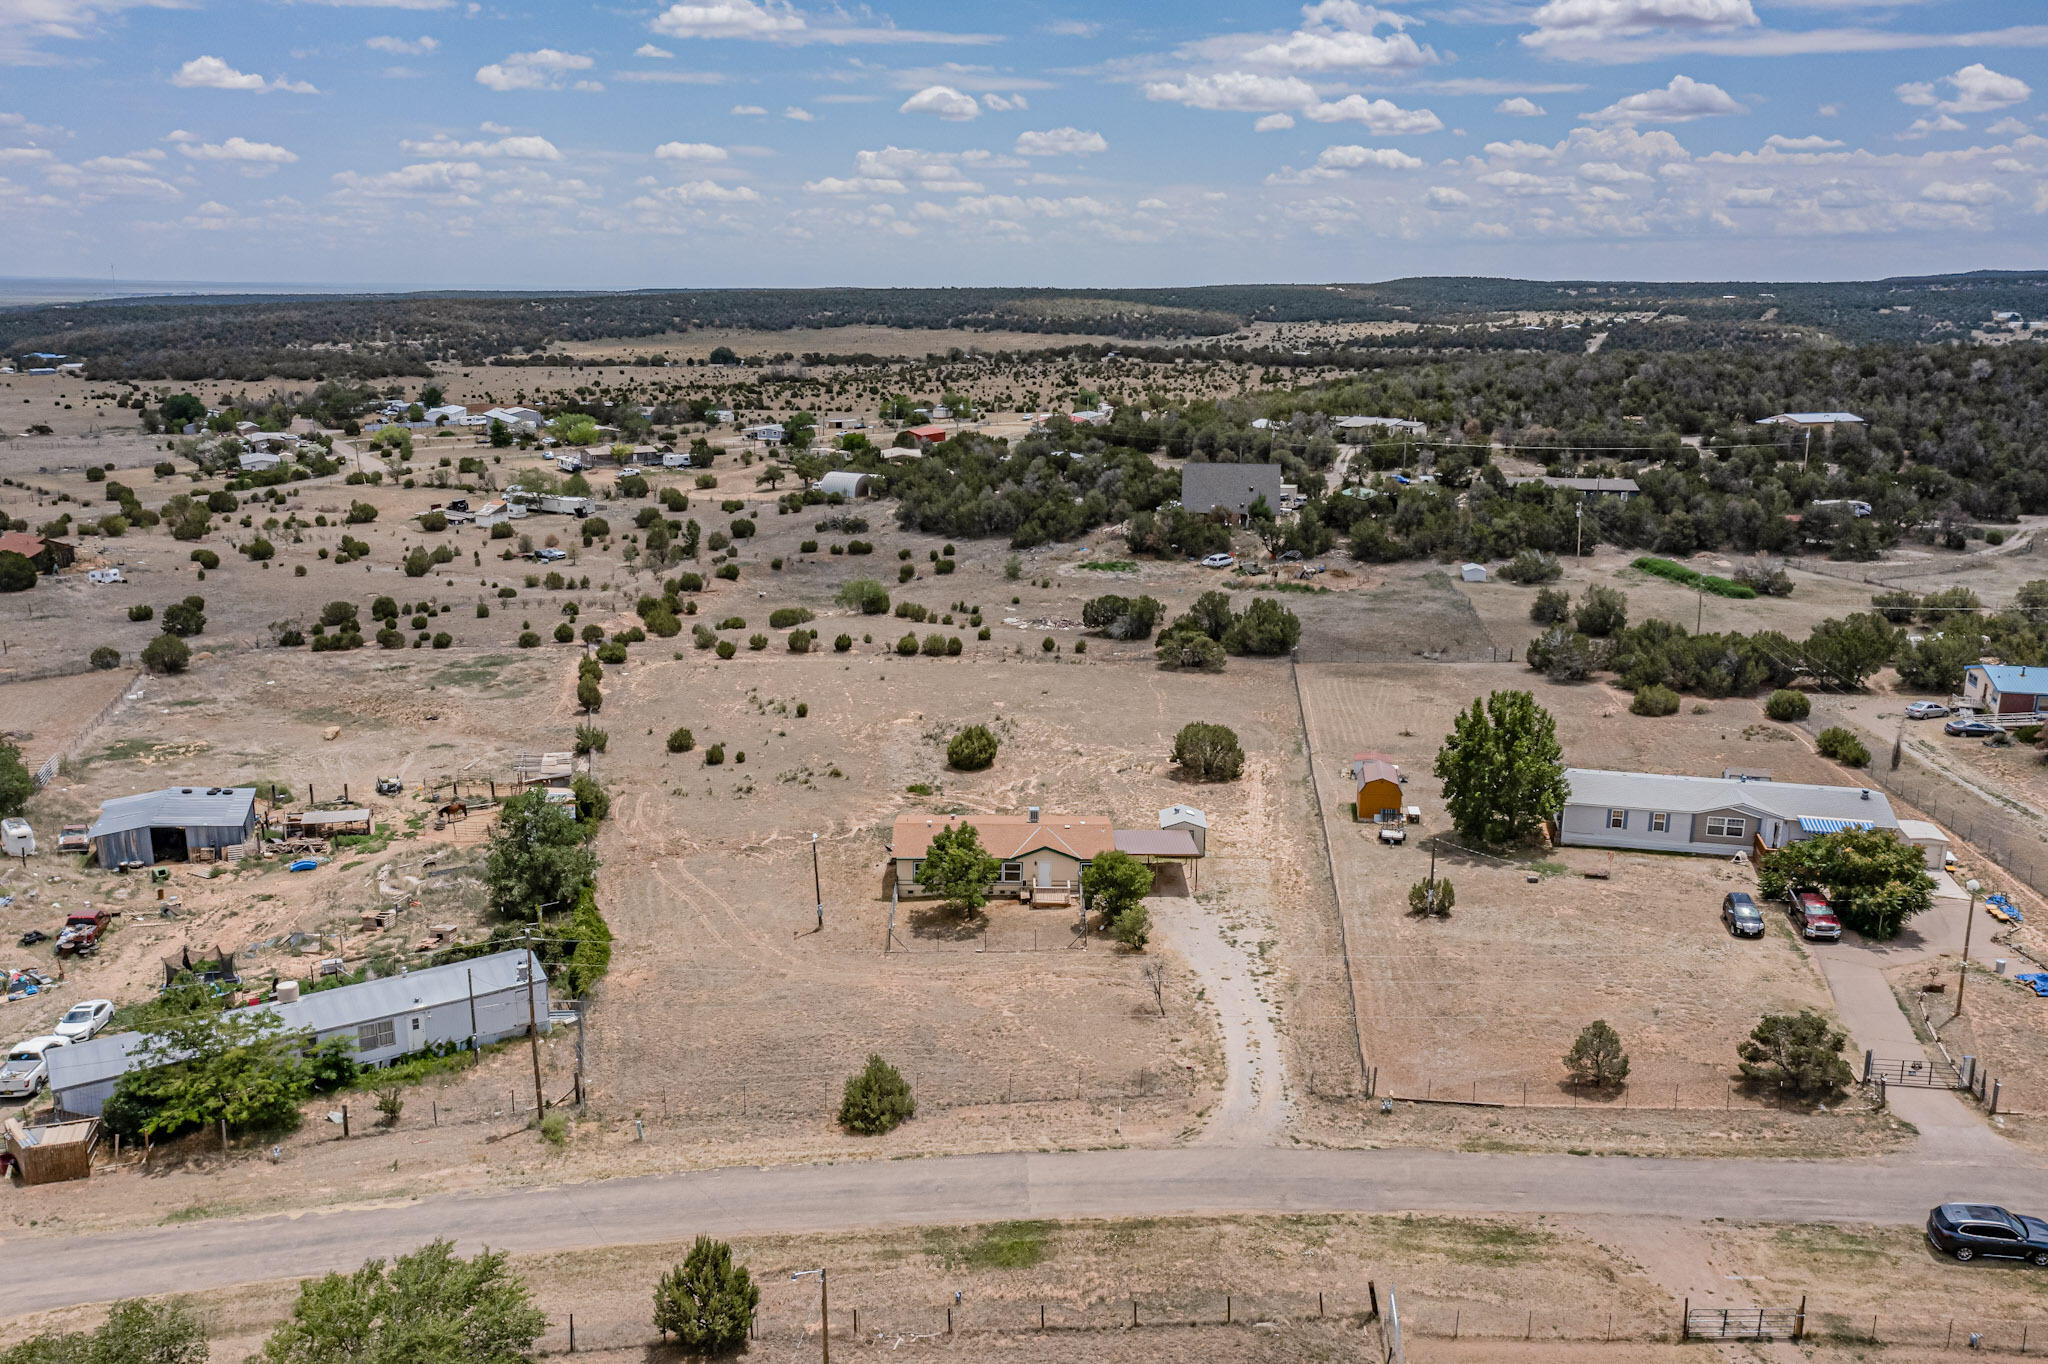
[{"xmin": 1112, "ymin": 828, "xmax": 1202, "ymax": 893}]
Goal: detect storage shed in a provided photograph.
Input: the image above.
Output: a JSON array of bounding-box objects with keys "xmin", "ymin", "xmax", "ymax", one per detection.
[
  {"xmin": 4, "ymin": 1117, "xmax": 98, "ymax": 1184},
  {"xmin": 1460, "ymin": 563, "xmax": 1488, "ymax": 582},
  {"xmin": 1351, "ymin": 755, "xmax": 1404, "ymax": 822},
  {"xmin": 1158, "ymin": 804, "xmax": 1208, "ymax": 856},
  {"xmin": 48, "ymin": 950, "xmax": 550, "ymax": 1118},
  {"xmin": 85, "ymin": 787, "xmax": 258, "ymax": 869},
  {"xmin": 815, "ymin": 470, "xmax": 872, "ymax": 498},
  {"xmin": 1896, "ymin": 818, "xmax": 1953, "ymax": 871}
]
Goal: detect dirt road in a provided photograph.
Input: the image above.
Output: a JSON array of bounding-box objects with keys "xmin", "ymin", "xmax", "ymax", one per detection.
[{"xmin": 10, "ymin": 1144, "xmax": 2044, "ymax": 1316}]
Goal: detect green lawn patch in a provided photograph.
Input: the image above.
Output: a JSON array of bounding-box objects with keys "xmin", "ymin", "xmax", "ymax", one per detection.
[{"xmin": 1631, "ymin": 556, "xmax": 1756, "ymax": 599}]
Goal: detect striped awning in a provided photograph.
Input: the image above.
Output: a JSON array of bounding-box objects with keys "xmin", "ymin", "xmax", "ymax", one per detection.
[{"xmin": 1797, "ymin": 816, "xmax": 1878, "ymax": 834}]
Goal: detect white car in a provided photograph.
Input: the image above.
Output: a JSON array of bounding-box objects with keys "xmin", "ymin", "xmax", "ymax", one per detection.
[
  {"xmin": 1201, "ymin": 553, "xmax": 1236, "ymax": 568},
  {"xmin": 1906, "ymin": 701, "xmax": 1951, "ymax": 720},
  {"xmin": 53, "ymin": 999, "xmax": 113, "ymax": 1042},
  {"xmin": 0, "ymin": 1035, "xmax": 70, "ymax": 1098}
]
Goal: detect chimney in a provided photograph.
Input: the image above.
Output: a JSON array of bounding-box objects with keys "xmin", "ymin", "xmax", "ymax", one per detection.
[
  {"xmin": 1861, "ymin": 789, "xmax": 1870, "ymax": 800},
  {"xmin": 1028, "ymin": 806, "xmax": 1040, "ymax": 823}
]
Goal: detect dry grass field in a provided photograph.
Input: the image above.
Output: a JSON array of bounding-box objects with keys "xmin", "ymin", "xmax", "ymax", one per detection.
[{"xmin": 1297, "ymin": 662, "xmax": 1856, "ymax": 1108}]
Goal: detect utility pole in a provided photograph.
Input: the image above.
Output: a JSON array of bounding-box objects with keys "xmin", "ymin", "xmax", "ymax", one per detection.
[
  {"xmin": 1957, "ymin": 879, "xmax": 1982, "ymax": 1017},
  {"xmin": 1696, "ymin": 579, "xmax": 1704, "ymax": 634},
  {"xmin": 811, "ymin": 833, "xmax": 824, "ymax": 933},
  {"xmin": 1575, "ymin": 502, "xmax": 1583, "ymax": 559},
  {"xmin": 522, "ymin": 928, "xmax": 545, "ymax": 1113},
  {"xmin": 793, "ymin": 1269, "xmax": 828, "ymax": 1363}
]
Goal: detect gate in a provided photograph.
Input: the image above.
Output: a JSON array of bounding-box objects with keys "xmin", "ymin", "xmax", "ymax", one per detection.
[
  {"xmin": 1865, "ymin": 1055, "xmax": 1964, "ymax": 1090},
  {"xmin": 1683, "ymin": 1303, "xmax": 1804, "ymax": 1342}
]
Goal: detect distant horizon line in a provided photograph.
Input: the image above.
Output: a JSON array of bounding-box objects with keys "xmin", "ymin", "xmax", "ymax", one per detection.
[{"xmin": 4, "ymin": 267, "xmax": 2046, "ymax": 307}]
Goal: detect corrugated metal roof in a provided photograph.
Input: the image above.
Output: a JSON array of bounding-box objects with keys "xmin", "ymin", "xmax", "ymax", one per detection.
[
  {"xmin": 1969, "ymin": 664, "xmax": 2043, "ymax": 695},
  {"xmin": 1566, "ymin": 769, "xmax": 1897, "ymax": 826},
  {"xmin": 1113, "ymin": 829, "xmax": 1200, "ymax": 857},
  {"xmin": 86, "ymin": 787, "xmax": 256, "ymax": 840},
  {"xmin": 279, "ymin": 950, "xmax": 543, "ymax": 1034},
  {"xmin": 1181, "ymin": 462, "xmax": 1283, "ymax": 517},
  {"xmin": 47, "ymin": 951, "xmax": 545, "ymax": 1093},
  {"xmin": 1158, "ymin": 804, "xmax": 1208, "ymax": 829}
]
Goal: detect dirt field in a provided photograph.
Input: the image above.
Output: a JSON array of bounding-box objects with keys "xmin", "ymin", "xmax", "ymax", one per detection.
[
  {"xmin": 4, "ymin": 1209, "xmax": 2040, "ymax": 1362},
  {"xmin": 1296, "ymin": 662, "xmax": 1858, "ymax": 1108}
]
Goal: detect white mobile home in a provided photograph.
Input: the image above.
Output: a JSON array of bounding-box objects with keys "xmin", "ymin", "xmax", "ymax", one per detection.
[{"xmin": 1557, "ymin": 769, "xmax": 1898, "ymax": 858}]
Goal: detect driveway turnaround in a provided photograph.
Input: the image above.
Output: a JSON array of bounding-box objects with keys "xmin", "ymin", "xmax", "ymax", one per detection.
[{"xmin": 12, "ymin": 1144, "xmax": 2048, "ymax": 1315}]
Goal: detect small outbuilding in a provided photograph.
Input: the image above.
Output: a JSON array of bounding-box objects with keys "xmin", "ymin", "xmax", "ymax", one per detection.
[
  {"xmin": 1896, "ymin": 818, "xmax": 1954, "ymax": 871},
  {"xmin": 4, "ymin": 1117, "xmax": 98, "ymax": 1184},
  {"xmin": 1351, "ymin": 755, "xmax": 1404, "ymax": 822},
  {"xmin": 85, "ymin": 787, "xmax": 258, "ymax": 869},
  {"xmin": 814, "ymin": 470, "xmax": 872, "ymax": 498},
  {"xmin": 1460, "ymin": 563, "xmax": 1488, "ymax": 582},
  {"xmin": 1158, "ymin": 804, "xmax": 1208, "ymax": 856}
]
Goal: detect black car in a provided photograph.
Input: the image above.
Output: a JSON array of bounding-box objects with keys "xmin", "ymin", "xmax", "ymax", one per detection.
[
  {"xmin": 1927, "ymin": 1204, "xmax": 2048, "ymax": 1264},
  {"xmin": 1721, "ymin": 892, "xmax": 1765, "ymax": 937}
]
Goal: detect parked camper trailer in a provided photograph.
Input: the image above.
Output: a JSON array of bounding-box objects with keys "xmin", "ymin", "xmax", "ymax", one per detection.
[{"xmin": 536, "ymin": 494, "xmax": 593, "ymax": 517}]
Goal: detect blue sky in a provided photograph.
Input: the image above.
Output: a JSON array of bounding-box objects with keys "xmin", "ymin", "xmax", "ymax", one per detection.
[{"xmin": 2, "ymin": 0, "xmax": 2046, "ymax": 288}]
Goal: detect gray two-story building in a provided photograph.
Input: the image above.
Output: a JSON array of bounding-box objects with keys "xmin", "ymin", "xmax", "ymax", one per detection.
[{"xmin": 1557, "ymin": 768, "xmax": 1898, "ymax": 858}]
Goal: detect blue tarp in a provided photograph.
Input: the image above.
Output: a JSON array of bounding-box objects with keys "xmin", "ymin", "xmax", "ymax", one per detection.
[{"xmin": 2015, "ymin": 973, "xmax": 2048, "ymax": 997}]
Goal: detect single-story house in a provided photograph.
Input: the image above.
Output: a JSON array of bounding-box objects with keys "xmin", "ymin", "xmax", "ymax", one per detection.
[
  {"xmin": 891, "ymin": 811, "xmax": 1115, "ymax": 897},
  {"xmin": 1159, "ymin": 804, "xmax": 1207, "ymax": 856},
  {"xmin": 483, "ymin": 407, "xmax": 546, "ymax": 431},
  {"xmin": 237, "ymin": 451, "xmax": 282, "ymax": 472},
  {"xmin": 814, "ymin": 471, "xmax": 872, "ymax": 498},
  {"xmin": 0, "ymin": 531, "xmax": 74, "ymax": 572},
  {"xmin": 904, "ymin": 424, "xmax": 948, "ymax": 444},
  {"xmin": 1335, "ymin": 415, "xmax": 1426, "ymax": 437},
  {"xmin": 1557, "ymin": 769, "xmax": 1898, "ymax": 858},
  {"xmin": 1505, "ymin": 475, "xmax": 1640, "ymax": 501},
  {"xmin": 1181, "ymin": 462, "xmax": 1284, "ymax": 524},
  {"xmin": 48, "ymin": 949, "xmax": 550, "ymax": 1118},
  {"xmin": 826, "ymin": 414, "xmax": 865, "ymax": 430},
  {"xmin": 708, "ymin": 407, "xmax": 735, "ymax": 423},
  {"xmin": 1756, "ymin": 412, "xmax": 1865, "ymax": 433},
  {"xmin": 743, "ymin": 423, "xmax": 784, "ymax": 443},
  {"xmin": 85, "ymin": 787, "xmax": 259, "ymax": 869},
  {"xmin": 1351, "ymin": 755, "xmax": 1403, "ymax": 822},
  {"xmin": 1961, "ymin": 664, "xmax": 2044, "ymax": 716}
]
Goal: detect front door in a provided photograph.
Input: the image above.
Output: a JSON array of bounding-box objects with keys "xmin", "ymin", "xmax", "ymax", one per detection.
[{"xmin": 1036, "ymin": 859, "xmax": 1053, "ymax": 888}]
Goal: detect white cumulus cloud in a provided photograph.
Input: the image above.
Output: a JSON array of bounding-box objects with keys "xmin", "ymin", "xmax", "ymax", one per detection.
[
  {"xmin": 475, "ymin": 49, "xmax": 598, "ymax": 92},
  {"xmin": 1238, "ymin": 0, "xmax": 1439, "ymax": 72},
  {"xmin": 637, "ymin": 43, "xmax": 675, "ymax": 58},
  {"xmin": 1496, "ymin": 97, "xmax": 1547, "ymax": 117},
  {"xmin": 401, "ymin": 134, "xmax": 562, "ymax": 160},
  {"xmin": 367, "ymin": 35, "xmax": 438, "ymax": 55},
  {"xmin": 1254, "ymin": 113, "xmax": 1296, "ymax": 132},
  {"xmin": 652, "ymin": 0, "xmax": 807, "ymax": 39},
  {"xmin": 168, "ymin": 130, "xmax": 298, "ymax": 174},
  {"xmin": 1523, "ymin": 0, "xmax": 1758, "ymax": 50},
  {"xmin": 1143, "ymin": 72, "xmax": 1317, "ymax": 112},
  {"xmin": 900, "ymin": 85, "xmax": 980, "ymax": 120},
  {"xmin": 1899, "ymin": 63, "xmax": 2033, "ymax": 116},
  {"xmin": 332, "ymin": 160, "xmax": 485, "ymax": 198},
  {"xmin": 1316, "ymin": 143, "xmax": 1424, "ymax": 170},
  {"xmin": 172, "ymin": 55, "xmax": 318, "ymax": 94},
  {"xmin": 1302, "ymin": 95, "xmax": 1443, "ymax": 132},
  {"xmin": 1014, "ymin": 127, "xmax": 1107, "ymax": 156},
  {"xmin": 1582, "ymin": 74, "xmax": 1745, "ymax": 124},
  {"xmin": 655, "ymin": 141, "xmax": 729, "ymax": 161}
]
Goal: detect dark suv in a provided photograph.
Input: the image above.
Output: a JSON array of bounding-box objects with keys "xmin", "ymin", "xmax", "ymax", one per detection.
[
  {"xmin": 1721, "ymin": 892, "xmax": 1765, "ymax": 938},
  {"xmin": 1927, "ymin": 1204, "xmax": 2048, "ymax": 1264}
]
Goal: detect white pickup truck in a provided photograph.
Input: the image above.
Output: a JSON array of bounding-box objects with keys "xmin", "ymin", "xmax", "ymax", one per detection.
[{"xmin": 0, "ymin": 1035, "xmax": 70, "ymax": 1098}]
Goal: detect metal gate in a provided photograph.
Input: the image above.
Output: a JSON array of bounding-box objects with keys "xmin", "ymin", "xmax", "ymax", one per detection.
[
  {"xmin": 1683, "ymin": 1305, "xmax": 1803, "ymax": 1341},
  {"xmin": 1866, "ymin": 1055, "xmax": 1964, "ymax": 1089}
]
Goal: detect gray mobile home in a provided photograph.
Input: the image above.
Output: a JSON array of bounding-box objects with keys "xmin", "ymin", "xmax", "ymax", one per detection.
[
  {"xmin": 1557, "ymin": 769, "xmax": 1898, "ymax": 858},
  {"xmin": 47, "ymin": 950, "xmax": 549, "ymax": 1118}
]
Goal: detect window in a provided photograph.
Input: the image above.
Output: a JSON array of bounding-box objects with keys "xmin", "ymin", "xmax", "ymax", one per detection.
[
  {"xmin": 999, "ymin": 861, "xmax": 1022, "ymax": 883},
  {"xmin": 356, "ymin": 1019, "xmax": 397, "ymax": 1051},
  {"xmin": 1649, "ymin": 812, "xmax": 1669, "ymax": 833},
  {"xmin": 1607, "ymin": 809, "xmax": 1627, "ymax": 830},
  {"xmin": 1705, "ymin": 816, "xmax": 1747, "ymax": 839}
]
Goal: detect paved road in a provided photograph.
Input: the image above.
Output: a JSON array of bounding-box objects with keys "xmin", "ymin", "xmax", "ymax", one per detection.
[{"xmin": 12, "ymin": 1144, "xmax": 2048, "ymax": 1316}]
